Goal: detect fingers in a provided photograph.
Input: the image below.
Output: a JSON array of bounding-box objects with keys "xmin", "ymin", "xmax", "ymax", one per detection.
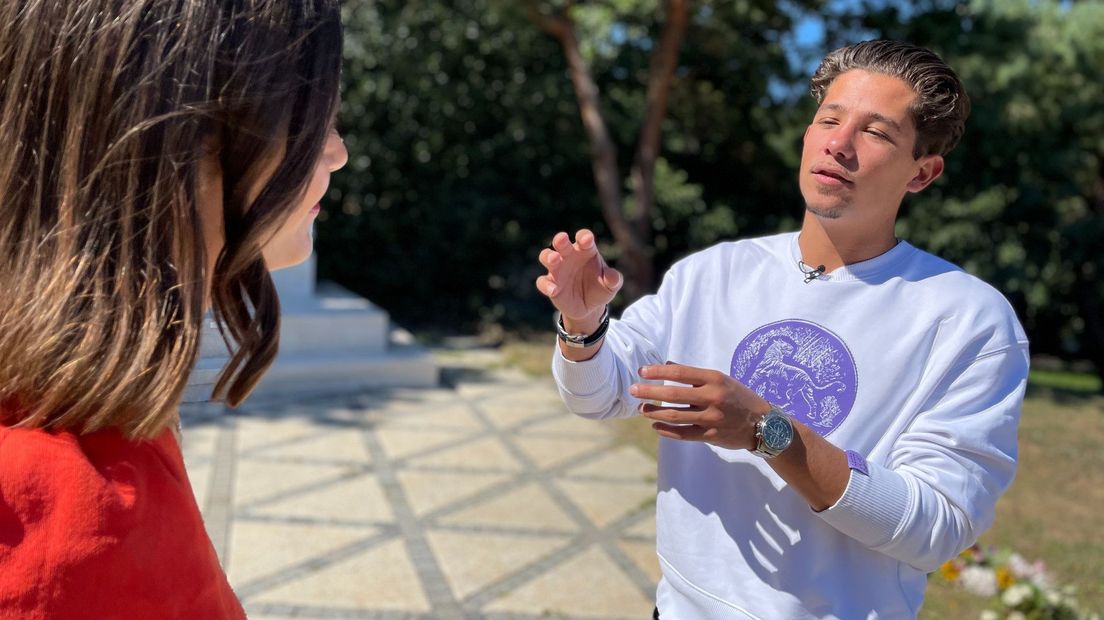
[
  {"xmin": 630, "ymin": 383, "xmax": 710, "ymax": 407},
  {"xmin": 549, "ymin": 230, "xmax": 598, "ymax": 256},
  {"xmin": 651, "ymin": 421, "xmax": 709, "ymax": 442},
  {"xmin": 600, "ymin": 266, "xmax": 623, "ymax": 293},
  {"xmin": 537, "ymin": 229, "xmax": 610, "ymax": 300},
  {"xmin": 639, "ymin": 402, "xmax": 706, "ymax": 425},
  {"xmin": 638, "ymin": 363, "xmax": 721, "ymax": 386},
  {"xmin": 538, "ymin": 248, "xmax": 561, "ymax": 271},
  {"xmin": 575, "ymin": 228, "xmax": 595, "ymax": 250},
  {"xmin": 535, "ymin": 274, "xmax": 558, "ymax": 299},
  {"xmin": 551, "ymin": 231, "xmax": 572, "ymax": 253}
]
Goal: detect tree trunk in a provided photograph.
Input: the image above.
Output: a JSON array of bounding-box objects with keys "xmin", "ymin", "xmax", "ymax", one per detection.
[
  {"xmin": 528, "ymin": 1, "xmax": 689, "ymax": 300},
  {"xmin": 627, "ymin": 0, "xmax": 689, "ymax": 292}
]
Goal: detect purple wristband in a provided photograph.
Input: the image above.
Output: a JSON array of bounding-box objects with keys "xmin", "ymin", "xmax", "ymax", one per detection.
[{"xmin": 845, "ymin": 450, "xmax": 869, "ymax": 477}]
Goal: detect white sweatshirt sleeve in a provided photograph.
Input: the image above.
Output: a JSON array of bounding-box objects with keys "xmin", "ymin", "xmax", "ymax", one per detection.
[
  {"xmin": 550, "ymin": 267, "xmax": 679, "ymax": 420},
  {"xmin": 816, "ymin": 343, "xmax": 1029, "ymax": 572}
]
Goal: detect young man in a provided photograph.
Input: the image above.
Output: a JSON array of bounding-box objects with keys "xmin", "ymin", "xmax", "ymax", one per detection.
[{"xmin": 536, "ymin": 40, "xmax": 1028, "ymax": 619}]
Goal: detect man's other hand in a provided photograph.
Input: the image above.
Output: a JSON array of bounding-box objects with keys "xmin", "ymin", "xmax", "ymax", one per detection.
[
  {"xmin": 631, "ymin": 363, "xmax": 771, "ymax": 451},
  {"xmin": 535, "ymin": 229, "xmax": 623, "ymax": 334}
]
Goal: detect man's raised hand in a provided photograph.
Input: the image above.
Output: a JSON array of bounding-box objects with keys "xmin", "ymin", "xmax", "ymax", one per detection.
[{"xmin": 535, "ymin": 229, "xmax": 623, "ymax": 330}]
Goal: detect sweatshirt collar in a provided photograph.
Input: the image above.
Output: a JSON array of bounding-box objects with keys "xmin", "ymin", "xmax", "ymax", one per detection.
[{"xmin": 788, "ymin": 232, "xmax": 915, "ymax": 283}]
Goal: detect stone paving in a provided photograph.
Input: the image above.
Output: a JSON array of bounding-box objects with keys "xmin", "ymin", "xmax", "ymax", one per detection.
[{"xmin": 180, "ymin": 350, "xmax": 660, "ymax": 619}]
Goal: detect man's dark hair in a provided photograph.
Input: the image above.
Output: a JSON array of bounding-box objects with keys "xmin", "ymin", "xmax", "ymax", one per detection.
[{"xmin": 810, "ymin": 40, "xmax": 971, "ymax": 159}]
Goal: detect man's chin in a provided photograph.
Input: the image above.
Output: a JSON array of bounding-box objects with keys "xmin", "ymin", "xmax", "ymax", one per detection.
[{"xmin": 805, "ymin": 203, "xmax": 846, "ymax": 220}]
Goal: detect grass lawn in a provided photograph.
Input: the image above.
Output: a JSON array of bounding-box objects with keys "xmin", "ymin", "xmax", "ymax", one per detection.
[
  {"xmin": 502, "ymin": 338, "xmax": 1104, "ymax": 617},
  {"xmin": 920, "ymin": 384, "xmax": 1104, "ymax": 618}
]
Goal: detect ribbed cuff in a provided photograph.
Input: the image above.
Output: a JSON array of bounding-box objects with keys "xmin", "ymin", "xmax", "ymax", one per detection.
[
  {"xmin": 815, "ymin": 459, "xmax": 912, "ymax": 549},
  {"xmin": 550, "ymin": 343, "xmax": 618, "ymax": 398}
]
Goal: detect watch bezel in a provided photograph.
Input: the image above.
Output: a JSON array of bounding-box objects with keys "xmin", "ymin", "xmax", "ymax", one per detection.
[{"xmin": 753, "ymin": 406, "xmax": 794, "ymax": 458}]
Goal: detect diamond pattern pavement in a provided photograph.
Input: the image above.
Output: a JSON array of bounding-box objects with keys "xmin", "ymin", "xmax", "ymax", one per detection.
[{"xmin": 181, "ymin": 350, "xmax": 659, "ymax": 619}]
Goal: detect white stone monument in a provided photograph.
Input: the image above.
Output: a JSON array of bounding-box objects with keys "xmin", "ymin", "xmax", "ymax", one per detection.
[{"xmin": 184, "ymin": 257, "xmax": 437, "ymax": 403}]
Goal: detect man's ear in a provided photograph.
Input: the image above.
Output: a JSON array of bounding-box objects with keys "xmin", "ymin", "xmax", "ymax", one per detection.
[{"xmin": 906, "ymin": 154, "xmax": 944, "ymax": 193}]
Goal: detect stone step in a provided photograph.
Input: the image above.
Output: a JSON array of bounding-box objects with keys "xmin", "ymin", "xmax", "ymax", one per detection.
[
  {"xmin": 250, "ymin": 345, "xmax": 438, "ymax": 398},
  {"xmin": 278, "ymin": 304, "xmax": 388, "ymax": 355},
  {"xmin": 186, "ymin": 330, "xmax": 437, "ymax": 404},
  {"xmin": 196, "ymin": 299, "xmax": 391, "ymax": 358},
  {"xmin": 185, "ymin": 259, "xmax": 437, "ymax": 404}
]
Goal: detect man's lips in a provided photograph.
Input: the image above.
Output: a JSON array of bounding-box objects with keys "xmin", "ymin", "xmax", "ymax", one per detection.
[{"xmin": 811, "ymin": 165, "xmax": 853, "ymax": 185}]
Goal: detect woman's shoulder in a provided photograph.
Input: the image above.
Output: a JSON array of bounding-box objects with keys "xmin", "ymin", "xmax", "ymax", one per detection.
[
  {"xmin": 0, "ymin": 425, "xmax": 244, "ymax": 619},
  {"xmin": 0, "ymin": 425, "xmax": 182, "ymax": 530}
]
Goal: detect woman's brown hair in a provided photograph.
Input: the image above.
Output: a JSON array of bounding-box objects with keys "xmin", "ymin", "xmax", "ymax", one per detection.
[{"xmin": 0, "ymin": 0, "xmax": 342, "ymax": 439}]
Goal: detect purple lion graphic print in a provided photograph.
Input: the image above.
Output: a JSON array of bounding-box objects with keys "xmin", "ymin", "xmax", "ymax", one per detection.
[{"xmin": 730, "ymin": 319, "xmax": 858, "ymax": 436}]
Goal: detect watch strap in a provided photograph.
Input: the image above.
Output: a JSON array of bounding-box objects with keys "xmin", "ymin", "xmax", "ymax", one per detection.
[{"xmin": 555, "ymin": 306, "xmax": 610, "ymax": 348}]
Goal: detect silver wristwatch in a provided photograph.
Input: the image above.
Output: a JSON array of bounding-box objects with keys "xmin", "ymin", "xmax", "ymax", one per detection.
[{"xmin": 752, "ymin": 405, "xmax": 794, "ymax": 459}]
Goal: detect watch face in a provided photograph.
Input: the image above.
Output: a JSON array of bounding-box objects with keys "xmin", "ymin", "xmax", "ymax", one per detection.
[{"xmin": 762, "ymin": 414, "xmax": 794, "ymax": 451}]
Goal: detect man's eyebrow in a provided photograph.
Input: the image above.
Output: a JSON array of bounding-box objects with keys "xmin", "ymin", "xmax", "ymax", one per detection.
[{"xmin": 819, "ymin": 103, "xmax": 903, "ymax": 132}]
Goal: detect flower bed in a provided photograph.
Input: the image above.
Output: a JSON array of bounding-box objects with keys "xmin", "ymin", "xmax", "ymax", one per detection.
[{"xmin": 938, "ymin": 545, "xmax": 1100, "ymax": 620}]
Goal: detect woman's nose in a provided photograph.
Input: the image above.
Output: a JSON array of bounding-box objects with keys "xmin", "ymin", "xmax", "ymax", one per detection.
[{"xmin": 327, "ymin": 132, "xmax": 348, "ymax": 172}]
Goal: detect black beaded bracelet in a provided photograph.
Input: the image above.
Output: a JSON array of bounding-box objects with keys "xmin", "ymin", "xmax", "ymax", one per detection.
[{"xmin": 555, "ymin": 306, "xmax": 610, "ymax": 348}]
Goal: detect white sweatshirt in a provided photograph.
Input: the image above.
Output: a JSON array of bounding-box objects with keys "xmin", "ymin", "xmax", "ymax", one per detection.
[{"xmin": 552, "ymin": 232, "xmax": 1029, "ymax": 619}]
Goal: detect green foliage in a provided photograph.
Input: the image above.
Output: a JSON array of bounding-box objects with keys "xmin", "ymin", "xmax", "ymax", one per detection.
[
  {"xmin": 857, "ymin": 0, "xmax": 1104, "ymax": 367},
  {"xmin": 654, "ymin": 0, "xmax": 822, "ymax": 262},
  {"xmin": 321, "ymin": 0, "xmax": 1103, "ymax": 378},
  {"xmin": 320, "ymin": 1, "xmax": 596, "ymax": 328},
  {"xmin": 1029, "ymin": 370, "xmax": 1103, "ymax": 394},
  {"xmin": 322, "ymin": 0, "xmax": 819, "ymax": 328}
]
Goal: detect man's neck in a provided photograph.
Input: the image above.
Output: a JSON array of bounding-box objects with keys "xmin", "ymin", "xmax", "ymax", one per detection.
[{"xmin": 798, "ymin": 211, "xmax": 898, "ymax": 273}]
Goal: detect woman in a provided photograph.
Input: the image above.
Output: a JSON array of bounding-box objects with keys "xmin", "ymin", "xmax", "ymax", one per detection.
[{"xmin": 0, "ymin": 1, "xmax": 348, "ymax": 617}]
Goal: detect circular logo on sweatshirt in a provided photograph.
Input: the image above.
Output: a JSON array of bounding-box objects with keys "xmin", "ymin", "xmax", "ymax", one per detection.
[{"xmin": 730, "ymin": 319, "xmax": 857, "ymax": 436}]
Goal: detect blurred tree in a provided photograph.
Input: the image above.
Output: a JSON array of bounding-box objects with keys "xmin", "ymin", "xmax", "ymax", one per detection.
[
  {"xmin": 653, "ymin": 0, "xmax": 824, "ymax": 264},
  {"xmin": 525, "ymin": 0, "xmax": 689, "ymax": 298},
  {"xmin": 324, "ymin": 0, "xmax": 820, "ymax": 329},
  {"xmin": 321, "ymin": 1, "xmax": 596, "ymax": 328},
  {"xmin": 522, "ymin": 0, "xmax": 827, "ymax": 297},
  {"xmin": 324, "ymin": 0, "xmax": 1101, "ymax": 382},
  {"xmin": 844, "ymin": 0, "xmax": 1104, "ymax": 381}
]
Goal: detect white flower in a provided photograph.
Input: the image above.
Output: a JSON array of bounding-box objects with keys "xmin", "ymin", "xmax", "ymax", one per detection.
[
  {"xmin": 979, "ymin": 610, "xmax": 1000, "ymax": 620},
  {"xmin": 1007, "ymin": 553, "xmax": 1032, "ymax": 579},
  {"xmin": 960, "ymin": 566, "xmax": 999, "ymax": 597},
  {"xmin": 1029, "ymin": 560, "xmax": 1052, "ymax": 588},
  {"xmin": 1006, "ymin": 554, "xmax": 1053, "ymax": 588},
  {"xmin": 1045, "ymin": 588, "xmax": 1063, "ymax": 606},
  {"xmin": 1001, "ymin": 583, "xmax": 1033, "ymax": 607},
  {"xmin": 1007, "ymin": 612, "xmax": 1026, "ymax": 620}
]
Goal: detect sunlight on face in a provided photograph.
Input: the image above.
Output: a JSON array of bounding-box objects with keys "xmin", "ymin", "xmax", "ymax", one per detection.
[
  {"xmin": 196, "ymin": 125, "xmax": 349, "ymax": 306},
  {"xmin": 259, "ymin": 128, "xmax": 349, "ymax": 271},
  {"xmin": 798, "ymin": 70, "xmax": 943, "ymax": 226}
]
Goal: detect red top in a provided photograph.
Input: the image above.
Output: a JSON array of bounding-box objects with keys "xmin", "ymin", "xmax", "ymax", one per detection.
[{"xmin": 0, "ymin": 424, "xmax": 245, "ymax": 619}]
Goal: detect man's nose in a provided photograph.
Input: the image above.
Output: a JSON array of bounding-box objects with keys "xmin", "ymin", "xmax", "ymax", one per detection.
[{"xmin": 824, "ymin": 126, "xmax": 855, "ymax": 160}]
